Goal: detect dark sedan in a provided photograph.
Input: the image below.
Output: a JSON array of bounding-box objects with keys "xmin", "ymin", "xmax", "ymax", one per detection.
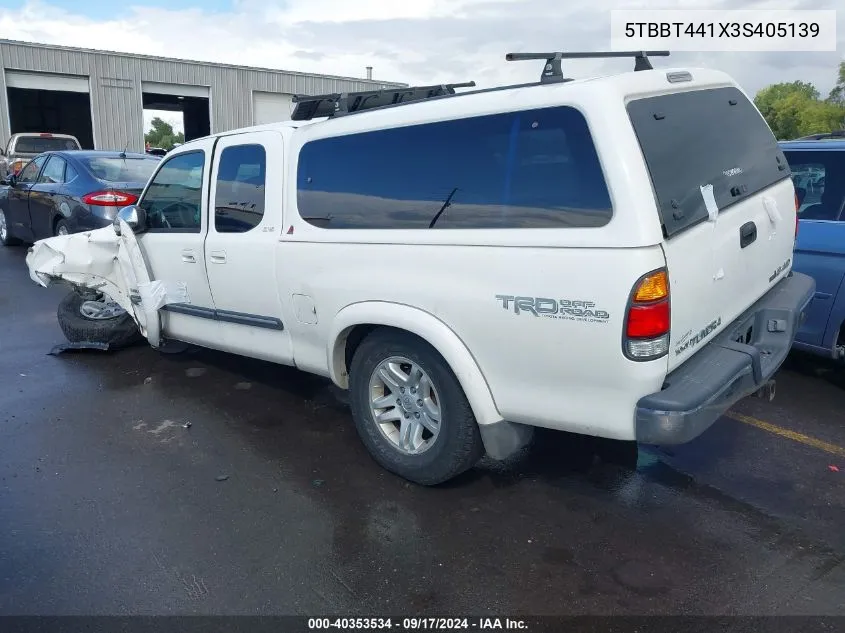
[{"xmin": 0, "ymin": 150, "xmax": 161, "ymax": 246}]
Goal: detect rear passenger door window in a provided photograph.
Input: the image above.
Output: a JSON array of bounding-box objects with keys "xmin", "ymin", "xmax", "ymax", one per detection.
[
  {"xmin": 39, "ymin": 156, "xmax": 67, "ymax": 184},
  {"xmin": 296, "ymin": 106, "xmax": 612, "ymax": 229},
  {"xmin": 213, "ymin": 144, "xmax": 266, "ymax": 233}
]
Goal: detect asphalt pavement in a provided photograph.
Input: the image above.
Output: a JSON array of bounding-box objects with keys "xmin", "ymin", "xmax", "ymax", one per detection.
[{"xmin": 1, "ymin": 242, "xmax": 844, "ymax": 617}]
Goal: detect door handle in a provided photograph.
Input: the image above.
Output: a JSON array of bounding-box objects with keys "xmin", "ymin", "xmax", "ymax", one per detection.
[
  {"xmin": 739, "ymin": 221, "xmax": 757, "ymax": 248},
  {"xmin": 181, "ymin": 249, "xmax": 197, "ymax": 263},
  {"xmin": 210, "ymin": 250, "xmax": 227, "ymax": 264}
]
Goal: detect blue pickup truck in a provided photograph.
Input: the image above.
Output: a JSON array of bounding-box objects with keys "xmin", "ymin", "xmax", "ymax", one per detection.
[{"xmin": 781, "ymin": 137, "xmax": 845, "ymax": 361}]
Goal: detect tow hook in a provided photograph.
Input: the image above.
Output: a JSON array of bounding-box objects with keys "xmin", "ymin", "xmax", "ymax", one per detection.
[{"xmin": 755, "ymin": 379, "xmax": 776, "ymax": 402}]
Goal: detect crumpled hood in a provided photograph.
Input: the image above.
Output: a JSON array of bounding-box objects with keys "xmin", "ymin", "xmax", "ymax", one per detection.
[
  {"xmin": 25, "ymin": 222, "xmax": 189, "ymax": 347},
  {"xmin": 25, "ymin": 226, "xmax": 138, "ymax": 316}
]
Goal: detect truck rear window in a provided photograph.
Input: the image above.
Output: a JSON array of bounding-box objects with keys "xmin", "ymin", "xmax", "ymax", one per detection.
[
  {"xmin": 627, "ymin": 86, "xmax": 789, "ymax": 238},
  {"xmin": 14, "ymin": 137, "xmax": 80, "ymax": 153}
]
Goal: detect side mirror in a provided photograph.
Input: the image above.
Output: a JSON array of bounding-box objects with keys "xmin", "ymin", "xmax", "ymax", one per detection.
[
  {"xmin": 113, "ymin": 205, "xmax": 147, "ymax": 236},
  {"xmin": 5, "ymin": 173, "xmax": 16, "ymax": 187}
]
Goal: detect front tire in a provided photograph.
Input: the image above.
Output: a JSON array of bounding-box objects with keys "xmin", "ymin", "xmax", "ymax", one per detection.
[
  {"xmin": 349, "ymin": 329, "xmax": 484, "ymax": 486},
  {"xmin": 57, "ymin": 290, "xmax": 144, "ymax": 349},
  {"xmin": 0, "ymin": 209, "xmax": 22, "ymax": 246}
]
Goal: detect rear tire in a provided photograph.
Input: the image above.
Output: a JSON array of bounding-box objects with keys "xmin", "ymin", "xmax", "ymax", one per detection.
[
  {"xmin": 57, "ymin": 290, "xmax": 144, "ymax": 349},
  {"xmin": 348, "ymin": 329, "xmax": 484, "ymax": 486},
  {"xmin": 0, "ymin": 209, "xmax": 22, "ymax": 246}
]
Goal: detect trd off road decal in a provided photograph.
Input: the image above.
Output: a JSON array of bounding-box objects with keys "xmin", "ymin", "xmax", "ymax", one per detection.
[
  {"xmin": 495, "ymin": 295, "xmax": 610, "ymax": 324},
  {"xmin": 674, "ymin": 317, "xmax": 722, "ymax": 357}
]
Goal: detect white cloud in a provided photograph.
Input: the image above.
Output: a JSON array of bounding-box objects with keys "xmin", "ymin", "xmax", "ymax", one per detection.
[{"xmin": 0, "ymin": 0, "xmax": 842, "ymax": 98}]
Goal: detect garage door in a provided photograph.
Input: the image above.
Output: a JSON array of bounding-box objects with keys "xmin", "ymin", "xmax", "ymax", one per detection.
[
  {"xmin": 5, "ymin": 70, "xmax": 95, "ymax": 149},
  {"xmin": 252, "ymin": 91, "xmax": 293, "ymax": 125},
  {"xmin": 5, "ymin": 70, "xmax": 90, "ymax": 93}
]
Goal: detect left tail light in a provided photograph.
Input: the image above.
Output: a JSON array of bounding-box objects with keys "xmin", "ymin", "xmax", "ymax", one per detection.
[
  {"xmin": 623, "ymin": 268, "xmax": 670, "ymax": 361},
  {"xmin": 82, "ymin": 191, "xmax": 139, "ymax": 206}
]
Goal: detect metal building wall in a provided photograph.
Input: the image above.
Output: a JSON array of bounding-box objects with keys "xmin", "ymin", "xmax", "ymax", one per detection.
[{"xmin": 0, "ymin": 40, "xmax": 405, "ymax": 152}]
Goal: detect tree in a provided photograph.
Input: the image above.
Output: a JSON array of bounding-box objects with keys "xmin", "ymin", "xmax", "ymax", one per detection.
[
  {"xmin": 144, "ymin": 117, "xmax": 185, "ymax": 150},
  {"xmin": 754, "ymin": 81, "xmax": 820, "ymax": 138},
  {"xmin": 801, "ymin": 99, "xmax": 845, "ymax": 135},
  {"xmin": 754, "ymin": 69, "xmax": 845, "ymax": 139},
  {"xmin": 827, "ymin": 61, "xmax": 845, "ymax": 105}
]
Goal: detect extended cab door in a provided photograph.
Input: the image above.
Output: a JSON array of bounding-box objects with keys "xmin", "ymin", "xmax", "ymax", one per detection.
[
  {"xmin": 135, "ymin": 140, "xmax": 222, "ymax": 346},
  {"xmin": 203, "ymin": 130, "xmax": 294, "ymax": 364}
]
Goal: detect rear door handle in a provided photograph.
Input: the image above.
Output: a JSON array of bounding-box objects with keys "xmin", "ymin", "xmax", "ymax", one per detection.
[
  {"xmin": 210, "ymin": 250, "xmax": 227, "ymax": 264},
  {"xmin": 740, "ymin": 221, "xmax": 757, "ymax": 248},
  {"xmin": 181, "ymin": 249, "xmax": 197, "ymax": 263}
]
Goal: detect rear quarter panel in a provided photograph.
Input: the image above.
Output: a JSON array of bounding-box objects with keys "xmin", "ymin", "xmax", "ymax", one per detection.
[{"xmin": 277, "ymin": 241, "xmax": 668, "ymax": 440}]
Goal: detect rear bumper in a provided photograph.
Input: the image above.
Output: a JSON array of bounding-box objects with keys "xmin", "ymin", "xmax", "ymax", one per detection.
[{"xmin": 635, "ymin": 271, "xmax": 816, "ymax": 445}]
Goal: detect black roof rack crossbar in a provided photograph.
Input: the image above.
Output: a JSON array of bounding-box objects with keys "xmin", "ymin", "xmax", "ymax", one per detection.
[
  {"xmin": 290, "ymin": 82, "xmax": 477, "ymax": 120},
  {"xmin": 505, "ymin": 50, "xmax": 671, "ymax": 83}
]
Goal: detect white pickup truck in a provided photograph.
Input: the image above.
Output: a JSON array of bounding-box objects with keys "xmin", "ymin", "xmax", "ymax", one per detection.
[{"xmin": 26, "ymin": 51, "xmax": 815, "ymax": 485}]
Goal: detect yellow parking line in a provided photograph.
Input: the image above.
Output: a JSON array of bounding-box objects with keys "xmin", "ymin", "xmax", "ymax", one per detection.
[{"xmin": 726, "ymin": 412, "xmax": 845, "ymax": 459}]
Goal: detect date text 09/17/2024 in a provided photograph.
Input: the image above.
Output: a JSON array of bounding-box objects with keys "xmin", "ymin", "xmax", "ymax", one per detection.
[{"xmin": 307, "ymin": 617, "xmax": 529, "ymax": 630}]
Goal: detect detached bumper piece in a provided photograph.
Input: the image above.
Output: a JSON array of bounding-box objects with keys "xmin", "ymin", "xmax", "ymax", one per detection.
[{"xmin": 635, "ymin": 271, "xmax": 816, "ymax": 445}]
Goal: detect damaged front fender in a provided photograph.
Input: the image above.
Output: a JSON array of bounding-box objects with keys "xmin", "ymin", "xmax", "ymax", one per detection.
[{"xmin": 25, "ymin": 221, "xmax": 188, "ymax": 349}]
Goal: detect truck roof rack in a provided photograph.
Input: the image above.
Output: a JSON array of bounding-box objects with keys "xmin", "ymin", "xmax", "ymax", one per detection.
[
  {"xmin": 505, "ymin": 50, "xmax": 671, "ymax": 84},
  {"xmin": 290, "ymin": 82, "xmax": 477, "ymax": 121}
]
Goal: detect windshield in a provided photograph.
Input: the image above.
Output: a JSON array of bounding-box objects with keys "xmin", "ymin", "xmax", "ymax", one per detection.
[
  {"xmin": 14, "ymin": 137, "xmax": 80, "ymax": 153},
  {"xmin": 627, "ymin": 86, "xmax": 789, "ymax": 238},
  {"xmin": 80, "ymin": 156, "xmax": 161, "ymax": 183}
]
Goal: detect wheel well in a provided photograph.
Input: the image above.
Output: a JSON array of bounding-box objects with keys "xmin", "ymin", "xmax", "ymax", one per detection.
[
  {"xmin": 342, "ymin": 324, "xmax": 437, "ymax": 375},
  {"xmin": 343, "ymin": 324, "xmax": 379, "ymax": 374}
]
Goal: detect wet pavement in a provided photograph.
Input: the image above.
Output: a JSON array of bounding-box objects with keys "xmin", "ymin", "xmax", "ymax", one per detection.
[{"xmin": 1, "ymin": 242, "xmax": 844, "ymax": 617}]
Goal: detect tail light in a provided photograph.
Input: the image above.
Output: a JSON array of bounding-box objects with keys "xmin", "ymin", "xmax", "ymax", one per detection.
[
  {"xmin": 794, "ymin": 192, "xmax": 800, "ymax": 239},
  {"xmin": 82, "ymin": 190, "xmax": 138, "ymax": 206},
  {"xmin": 624, "ymin": 268, "xmax": 670, "ymax": 361}
]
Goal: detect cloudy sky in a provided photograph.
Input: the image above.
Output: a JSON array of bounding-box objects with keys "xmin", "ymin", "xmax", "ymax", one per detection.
[{"xmin": 0, "ymin": 0, "xmax": 842, "ymax": 134}]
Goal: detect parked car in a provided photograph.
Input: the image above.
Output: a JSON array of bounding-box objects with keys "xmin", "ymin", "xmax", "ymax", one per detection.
[
  {"xmin": 0, "ymin": 150, "xmax": 161, "ymax": 246},
  {"xmin": 781, "ymin": 138, "xmax": 845, "ymax": 361},
  {"xmin": 0, "ymin": 132, "xmax": 82, "ymax": 180},
  {"xmin": 26, "ymin": 52, "xmax": 814, "ymax": 485}
]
